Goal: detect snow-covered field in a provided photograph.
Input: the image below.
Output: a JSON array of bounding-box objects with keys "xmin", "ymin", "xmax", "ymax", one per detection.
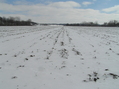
[{"xmin": 0, "ymin": 26, "xmax": 119, "ymax": 89}]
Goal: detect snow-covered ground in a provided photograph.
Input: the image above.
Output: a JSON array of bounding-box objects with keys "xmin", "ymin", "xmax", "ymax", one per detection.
[{"xmin": 0, "ymin": 26, "xmax": 119, "ymax": 89}]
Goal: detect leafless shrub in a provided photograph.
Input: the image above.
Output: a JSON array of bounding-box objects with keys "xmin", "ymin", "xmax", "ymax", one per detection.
[
  {"xmin": 59, "ymin": 49, "xmax": 68, "ymax": 59},
  {"xmin": 72, "ymin": 48, "xmax": 82, "ymax": 56},
  {"xmin": 61, "ymin": 66, "xmax": 66, "ymax": 69},
  {"xmin": 93, "ymin": 56, "xmax": 97, "ymax": 59},
  {"xmin": 46, "ymin": 56, "xmax": 49, "ymax": 60},
  {"xmin": 11, "ymin": 76, "xmax": 17, "ymax": 79},
  {"xmin": 18, "ymin": 65, "xmax": 24, "ymax": 68},
  {"xmin": 83, "ymin": 80, "xmax": 87, "ymax": 82},
  {"xmin": 109, "ymin": 73, "xmax": 119, "ymax": 79},
  {"xmin": 117, "ymin": 53, "xmax": 119, "ymax": 55},
  {"xmin": 47, "ymin": 51, "xmax": 53, "ymax": 55},
  {"xmin": 25, "ymin": 58, "xmax": 28, "ymax": 60},
  {"xmin": 84, "ymin": 72, "xmax": 119, "ymax": 83},
  {"xmin": 80, "ymin": 58, "xmax": 84, "ymax": 60},
  {"xmin": 14, "ymin": 55, "xmax": 17, "ymax": 57},
  {"xmin": 66, "ymin": 74, "xmax": 69, "ymax": 76},
  {"xmin": 61, "ymin": 42, "xmax": 64, "ymax": 46},
  {"xmin": 105, "ymin": 69, "xmax": 109, "ymax": 71},
  {"xmin": 30, "ymin": 55, "xmax": 35, "ymax": 57},
  {"xmin": 84, "ymin": 72, "xmax": 99, "ymax": 82}
]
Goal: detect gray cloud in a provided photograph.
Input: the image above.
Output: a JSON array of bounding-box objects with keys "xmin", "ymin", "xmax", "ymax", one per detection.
[
  {"xmin": 0, "ymin": 1, "xmax": 119, "ymax": 23},
  {"xmin": 102, "ymin": 5, "xmax": 119, "ymax": 13},
  {"xmin": 82, "ymin": 1, "xmax": 92, "ymax": 6},
  {"xmin": 48, "ymin": 1, "xmax": 81, "ymax": 8}
]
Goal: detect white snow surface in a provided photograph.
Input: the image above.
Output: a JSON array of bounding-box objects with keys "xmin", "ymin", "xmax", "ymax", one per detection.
[{"xmin": 0, "ymin": 26, "xmax": 119, "ymax": 89}]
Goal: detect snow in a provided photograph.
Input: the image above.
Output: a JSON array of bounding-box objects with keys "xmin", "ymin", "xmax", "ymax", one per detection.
[{"xmin": 0, "ymin": 26, "xmax": 119, "ymax": 89}]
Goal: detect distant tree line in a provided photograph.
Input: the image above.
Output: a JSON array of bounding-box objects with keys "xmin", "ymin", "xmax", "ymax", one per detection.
[
  {"xmin": 0, "ymin": 16, "xmax": 38, "ymax": 26},
  {"xmin": 64, "ymin": 20, "xmax": 119, "ymax": 27},
  {"xmin": 102, "ymin": 20, "xmax": 119, "ymax": 27}
]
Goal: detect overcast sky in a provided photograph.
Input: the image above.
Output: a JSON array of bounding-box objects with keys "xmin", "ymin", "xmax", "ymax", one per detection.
[{"xmin": 0, "ymin": 0, "xmax": 119, "ymax": 23}]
